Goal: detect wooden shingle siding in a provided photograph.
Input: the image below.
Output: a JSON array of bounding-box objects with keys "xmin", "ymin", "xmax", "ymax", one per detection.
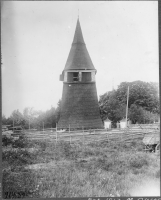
[{"xmin": 58, "ymin": 83, "xmax": 103, "ymax": 129}]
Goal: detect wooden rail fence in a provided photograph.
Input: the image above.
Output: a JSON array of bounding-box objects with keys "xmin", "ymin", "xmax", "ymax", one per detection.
[
  {"xmin": 23, "ymin": 126, "xmax": 159, "ymax": 145},
  {"xmin": 3, "ymin": 124, "xmax": 159, "ymax": 145}
]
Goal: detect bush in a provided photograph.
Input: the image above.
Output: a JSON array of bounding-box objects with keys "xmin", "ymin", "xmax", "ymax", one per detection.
[
  {"xmin": 55, "ymin": 141, "xmax": 76, "ymax": 160},
  {"xmin": 82, "ymin": 149, "xmax": 95, "ymax": 157},
  {"xmin": 117, "ymin": 168, "xmax": 125, "ymax": 175},
  {"xmin": 12, "ymin": 135, "xmax": 29, "ymax": 148},
  {"xmin": 2, "ymin": 136, "xmax": 14, "ymax": 147},
  {"xmin": 2, "ymin": 148, "xmax": 35, "ymax": 166},
  {"xmin": 35, "ymin": 140, "xmax": 48, "ymax": 151},
  {"xmin": 129, "ymin": 155, "xmax": 148, "ymax": 169},
  {"xmin": 155, "ymin": 169, "xmax": 160, "ymax": 178},
  {"xmin": 2, "ymin": 134, "xmax": 29, "ymax": 148},
  {"xmin": 89, "ymin": 157, "xmax": 114, "ymax": 171},
  {"xmin": 132, "ymin": 168, "xmax": 140, "ymax": 175}
]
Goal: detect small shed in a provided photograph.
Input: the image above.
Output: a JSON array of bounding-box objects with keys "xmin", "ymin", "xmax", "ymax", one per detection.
[
  {"xmin": 143, "ymin": 133, "xmax": 160, "ymax": 145},
  {"xmin": 120, "ymin": 118, "xmax": 127, "ymax": 128},
  {"xmin": 116, "ymin": 122, "xmax": 120, "ymax": 128},
  {"xmin": 104, "ymin": 118, "xmax": 112, "ymax": 129},
  {"xmin": 143, "ymin": 132, "xmax": 160, "ymax": 152},
  {"xmin": 120, "ymin": 118, "xmax": 131, "ymax": 128}
]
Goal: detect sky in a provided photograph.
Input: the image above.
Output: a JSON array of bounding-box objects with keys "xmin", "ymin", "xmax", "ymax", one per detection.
[{"xmin": 1, "ymin": 1, "xmax": 159, "ymax": 117}]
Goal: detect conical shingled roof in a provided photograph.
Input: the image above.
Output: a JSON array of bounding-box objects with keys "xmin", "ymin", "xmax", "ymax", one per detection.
[
  {"xmin": 64, "ymin": 19, "xmax": 95, "ymax": 71},
  {"xmin": 72, "ymin": 18, "xmax": 85, "ymax": 44}
]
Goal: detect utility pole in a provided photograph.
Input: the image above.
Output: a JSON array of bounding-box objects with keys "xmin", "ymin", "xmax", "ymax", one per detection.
[
  {"xmin": 13, "ymin": 119, "xmax": 14, "ymax": 132},
  {"xmin": 112, "ymin": 78, "xmax": 114, "ymax": 90},
  {"xmin": 125, "ymin": 86, "xmax": 129, "ymax": 128},
  {"xmin": 43, "ymin": 122, "xmax": 44, "ymax": 132},
  {"xmin": 29, "ymin": 117, "xmax": 30, "ymax": 131}
]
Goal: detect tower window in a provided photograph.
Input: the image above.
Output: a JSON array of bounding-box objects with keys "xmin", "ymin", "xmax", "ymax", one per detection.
[
  {"xmin": 73, "ymin": 72, "xmax": 79, "ymax": 81},
  {"xmin": 82, "ymin": 72, "xmax": 91, "ymax": 82}
]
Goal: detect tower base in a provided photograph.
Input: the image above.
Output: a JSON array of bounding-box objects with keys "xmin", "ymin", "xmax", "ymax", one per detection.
[{"xmin": 57, "ymin": 82, "xmax": 104, "ymax": 129}]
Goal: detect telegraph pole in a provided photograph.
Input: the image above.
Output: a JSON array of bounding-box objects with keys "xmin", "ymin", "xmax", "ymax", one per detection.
[
  {"xmin": 43, "ymin": 122, "xmax": 44, "ymax": 132},
  {"xmin": 125, "ymin": 86, "xmax": 129, "ymax": 128},
  {"xmin": 29, "ymin": 117, "xmax": 30, "ymax": 131},
  {"xmin": 13, "ymin": 119, "xmax": 14, "ymax": 131}
]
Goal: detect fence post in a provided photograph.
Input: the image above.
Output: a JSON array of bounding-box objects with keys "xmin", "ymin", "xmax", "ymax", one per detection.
[
  {"xmin": 121, "ymin": 133, "xmax": 123, "ymax": 143},
  {"xmin": 55, "ymin": 123, "xmax": 57, "ymax": 143},
  {"xmin": 56, "ymin": 123, "xmax": 57, "ymax": 132},
  {"xmin": 70, "ymin": 135, "xmax": 71, "ymax": 145},
  {"xmin": 83, "ymin": 131, "xmax": 84, "ymax": 145},
  {"xmin": 69, "ymin": 124, "xmax": 71, "ymax": 144},
  {"xmin": 56, "ymin": 131, "xmax": 57, "ymax": 143}
]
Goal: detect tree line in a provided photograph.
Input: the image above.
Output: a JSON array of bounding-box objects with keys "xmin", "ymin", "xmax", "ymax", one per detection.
[
  {"xmin": 2, "ymin": 81, "xmax": 160, "ymax": 129},
  {"xmin": 99, "ymin": 81, "xmax": 160, "ymax": 126},
  {"xmin": 2, "ymin": 101, "xmax": 61, "ymax": 130}
]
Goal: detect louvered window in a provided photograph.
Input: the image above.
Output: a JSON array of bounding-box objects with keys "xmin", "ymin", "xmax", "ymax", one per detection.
[
  {"xmin": 82, "ymin": 72, "xmax": 91, "ymax": 82},
  {"xmin": 73, "ymin": 72, "xmax": 79, "ymax": 81}
]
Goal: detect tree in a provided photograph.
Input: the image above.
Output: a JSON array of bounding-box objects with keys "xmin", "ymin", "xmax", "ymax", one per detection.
[
  {"xmin": 128, "ymin": 104, "xmax": 145, "ymax": 124},
  {"xmin": 55, "ymin": 100, "xmax": 61, "ymax": 123},
  {"xmin": 99, "ymin": 90, "xmax": 126, "ymax": 123},
  {"xmin": 10, "ymin": 110, "xmax": 25, "ymax": 127},
  {"xmin": 99, "ymin": 81, "xmax": 160, "ymax": 124},
  {"xmin": 116, "ymin": 81, "xmax": 159, "ymax": 113},
  {"xmin": 44, "ymin": 107, "xmax": 57, "ymax": 128},
  {"xmin": 2, "ymin": 115, "xmax": 7, "ymax": 125},
  {"xmin": 3, "ymin": 99, "xmax": 62, "ymax": 130},
  {"xmin": 23, "ymin": 107, "xmax": 36, "ymax": 129},
  {"xmin": 23, "ymin": 108, "xmax": 47, "ymax": 130}
]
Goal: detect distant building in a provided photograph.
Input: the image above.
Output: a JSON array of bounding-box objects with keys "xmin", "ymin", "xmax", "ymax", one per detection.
[
  {"xmin": 58, "ymin": 18, "xmax": 103, "ymax": 130},
  {"xmin": 120, "ymin": 118, "xmax": 131, "ymax": 128},
  {"xmin": 116, "ymin": 122, "xmax": 120, "ymax": 129},
  {"xmin": 104, "ymin": 118, "xmax": 112, "ymax": 129},
  {"xmin": 120, "ymin": 119, "xmax": 126, "ymax": 128}
]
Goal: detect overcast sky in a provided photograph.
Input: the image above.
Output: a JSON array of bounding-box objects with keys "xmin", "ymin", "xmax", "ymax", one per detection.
[{"xmin": 2, "ymin": 1, "xmax": 159, "ymax": 117}]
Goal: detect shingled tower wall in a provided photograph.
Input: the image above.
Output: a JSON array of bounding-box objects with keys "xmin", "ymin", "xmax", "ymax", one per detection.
[{"xmin": 58, "ymin": 18, "xmax": 103, "ymax": 129}]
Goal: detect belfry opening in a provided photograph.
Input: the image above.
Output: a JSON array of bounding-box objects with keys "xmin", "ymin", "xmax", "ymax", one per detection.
[{"xmin": 57, "ymin": 18, "xmax": 103, "ymax": 130}]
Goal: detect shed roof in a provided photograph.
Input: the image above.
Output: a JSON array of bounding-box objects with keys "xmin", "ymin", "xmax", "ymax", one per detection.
[
  {"xmin": 64, "ymin": 18, "xmax": 95, "ymax": 71},
  {"xmin": 120, "ymin": 118, "xmax": 130, "ymax": 122},
  {"xmin": 120, "ymin": 118, "xmax": 126, "ymax": 122},
  {"xmin": 143, "ymin": 133, "xmax": 160, "ymax": 145},
  {"xmin": 104, "ymin": 118, "xmax": 111, "ymax": 122}
]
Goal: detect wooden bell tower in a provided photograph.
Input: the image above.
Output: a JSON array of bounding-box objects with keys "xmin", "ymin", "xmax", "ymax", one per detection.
[{"xmin": 58, "ymin": 18, "xmax": 103, "ymax": 130}]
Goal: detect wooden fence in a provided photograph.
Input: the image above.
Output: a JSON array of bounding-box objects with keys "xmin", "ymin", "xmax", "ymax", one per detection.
[
  {"xmin": 24, "ymin": 126, "xmax": 159, "ymax": 145},
  {"xmin": 4, "ymin": 124, "xmax": 158, "ymax": 145}
]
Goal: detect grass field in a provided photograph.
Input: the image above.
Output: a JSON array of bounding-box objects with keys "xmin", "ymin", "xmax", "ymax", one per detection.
[{"xmin": 2, "ymin": 135, "xmax": 160, "ymax": 198}]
